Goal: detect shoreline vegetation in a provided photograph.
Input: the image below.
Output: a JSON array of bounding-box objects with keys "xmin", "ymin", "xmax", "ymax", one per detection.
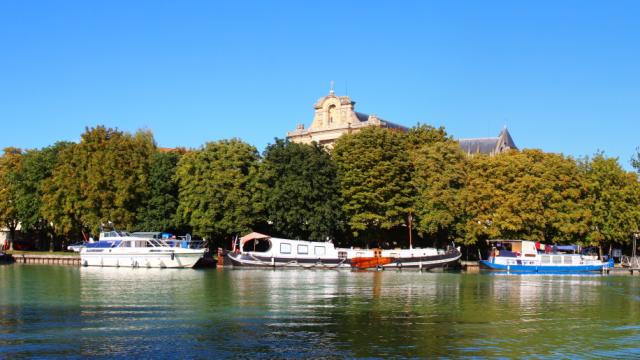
[{"xmin": 1, "ymin": 125, "xmax": 640, "ymax": 258}]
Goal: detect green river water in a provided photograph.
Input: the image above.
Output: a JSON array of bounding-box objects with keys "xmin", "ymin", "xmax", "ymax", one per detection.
[{"xmin": 1, "ymin": 264, "xmax": 639, "ymax": 359}]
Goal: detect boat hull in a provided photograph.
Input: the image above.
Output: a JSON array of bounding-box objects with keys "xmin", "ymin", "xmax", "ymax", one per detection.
[
  {"xmin": 228, "ymin": 250, "xmax": 462, "ymax": 270},
  {"xmin": 81, "ymin": 250, "xmax": 204, "ymax": 269},
  {"xmin": 367, "ymin": 250, "xmax": 462, "ymax": 270},
  {"xmin": 227, "ymin": 253, "xmax": 351, "ymax": 268},
  {"xmin": 479, "ymin": 259, "xmax": 613, "ymax": 273}
]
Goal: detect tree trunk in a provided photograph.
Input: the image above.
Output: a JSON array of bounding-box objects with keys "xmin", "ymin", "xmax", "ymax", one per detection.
[{"xmin": 8, "ymin": 226, "xmax": 15, "ymax": 251}]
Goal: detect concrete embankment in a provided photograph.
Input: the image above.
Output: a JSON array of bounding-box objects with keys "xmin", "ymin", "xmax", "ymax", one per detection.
[{"xmin": 12, "ymin": 253, "xmax": 80, "ymax": 266}]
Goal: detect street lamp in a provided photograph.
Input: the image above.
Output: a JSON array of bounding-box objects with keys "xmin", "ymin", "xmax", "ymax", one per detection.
[{"xmin": 633, "ymin": 232, "xmax": 639, "ymax": 259}]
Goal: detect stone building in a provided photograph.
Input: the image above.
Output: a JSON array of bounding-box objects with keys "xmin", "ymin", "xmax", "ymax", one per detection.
[
  {"xmin": 458, "ymin": 128, "xmax": 517, "ymax": 156},
  {"xmin": 286, "ymin": 89, "xmax": 406, "ymax": 148},
  {"xmin": 287, "ymin": 89, "xmax": 517, "ymax": 156}
]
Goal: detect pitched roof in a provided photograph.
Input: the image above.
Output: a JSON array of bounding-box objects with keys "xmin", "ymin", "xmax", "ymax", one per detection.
[{"xmin": 458, "ymin": 128, "xmax": 517, "ymax": 155}]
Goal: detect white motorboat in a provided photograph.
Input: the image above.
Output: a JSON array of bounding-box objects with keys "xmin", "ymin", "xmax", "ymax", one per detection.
[{"xmin": 80, "ymin": 231, "xmax": 205, "ymax": 268}]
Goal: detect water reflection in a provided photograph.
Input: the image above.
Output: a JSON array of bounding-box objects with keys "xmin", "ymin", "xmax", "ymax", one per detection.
[{"xmin": 1, "ymin": 265, "xmax": 640, "ymax": 358}]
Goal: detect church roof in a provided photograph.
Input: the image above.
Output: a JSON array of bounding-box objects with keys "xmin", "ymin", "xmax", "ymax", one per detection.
[{"xmin": 458, "ymin": 128, "xmax": 517, "ymax": 155}]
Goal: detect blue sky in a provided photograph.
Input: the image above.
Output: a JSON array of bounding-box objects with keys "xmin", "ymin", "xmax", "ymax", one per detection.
[{"xmin": 1, "ymin": 1, "xmax": 638, "ymax": 168}]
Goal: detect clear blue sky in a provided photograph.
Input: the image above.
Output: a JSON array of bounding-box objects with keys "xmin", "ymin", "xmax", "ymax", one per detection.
[{"xmin": 1, "ymin": 1, "xmax": 638, "ymax": 168}]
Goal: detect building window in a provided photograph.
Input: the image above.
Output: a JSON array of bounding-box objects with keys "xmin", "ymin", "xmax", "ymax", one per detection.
[{"xmin": 327, "ymin": 105, "xmax": 336, "ymax": 125}]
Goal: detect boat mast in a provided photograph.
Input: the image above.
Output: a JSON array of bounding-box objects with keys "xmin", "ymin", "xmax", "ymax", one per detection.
[{"xmin": 408, "ymin": 211, "xmax": 413, "ymax": 250}]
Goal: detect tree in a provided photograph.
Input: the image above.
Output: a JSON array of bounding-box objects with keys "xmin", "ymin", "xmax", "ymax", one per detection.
[
  {"xmin": 581, "ymin": 153, "xmax": 640, "ymax": 246},
  {"xmin": 332, "ymin": 127, "xmax": 413, "ymax": 245},
  {"xmin": 135, "ymin": 150, "xmax": 184, "ymax": 232},
  {"xmin": 411, "ymin": 140, "xmax": 467, "ymax": 243},
  {"xmin": 256, "ymin": 139, "xmax": 342, "ymax": 241},
  {"xmin": 42, "ymin": 126, "xmax": 155, "ymax": 237},
  {"xmin": 176, "ymin": 139, "xmax": 259, "ymax": 244},
  {"xmin": 12, "ymin": 142, "xmax": 72, "ymax": 250},
  {"xmin": 0, "ymin": 148, "xmax": 22, "ymax": 251},
  {"xmin": 462, "ymin": 150, "xmax": 590, "ymax": 245},
  {"xmin": 406, "ymin": 124, "xmax": 451, "ymax": 150},
  {"xmin": 633, "ymin": 147, "xmax": 640, "ymax": 173}
]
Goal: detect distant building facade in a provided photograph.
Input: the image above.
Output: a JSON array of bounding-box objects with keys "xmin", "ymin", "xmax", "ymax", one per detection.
[
  {"xmin": 458, "ymin": 128, "xmax": 517, "ymax": 156},
  {"xmin": 287, "ymin": 89, "xmax": 517, "ymax": 155},
  {"xmin": 286, "ymin": 89, "xmax": 406, "ymax": 148}
]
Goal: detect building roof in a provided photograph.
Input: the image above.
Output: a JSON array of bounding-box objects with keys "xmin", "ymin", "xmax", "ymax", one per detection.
[{"xmin": 458, "ymin": 128, "xmax": 517, "ymax": 155}]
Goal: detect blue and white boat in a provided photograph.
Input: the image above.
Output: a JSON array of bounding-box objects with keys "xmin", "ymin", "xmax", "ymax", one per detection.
[{"xmin": 480, "ymin": 240, "xmax": 613, "ymax": 273}]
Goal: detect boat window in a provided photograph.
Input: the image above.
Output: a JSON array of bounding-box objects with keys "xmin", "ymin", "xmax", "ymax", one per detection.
[
  {"xmin": 280, "ymin": 243, "xmax": 292, "ymax": 254},
  {"xmin": 541, "ymin": 255, "xmax": 551, "ymax": 264},
  {"xmin": 297, "ymin": 245, "xmax": 308, "ymax": 255},
  {"xmin": 314, "ymin": 246, "xmax": 326, "ymax": 256},
  {"xmin": 338, "ymin": 251, "xmax": 347, "ymax": 259},
  {"xmin": 552, "ymin": 256, "xmax": 562, "ymax": 264},
  {"xmin": 242, "ymin": 238, "xmax": 271, "ymax": 252}
]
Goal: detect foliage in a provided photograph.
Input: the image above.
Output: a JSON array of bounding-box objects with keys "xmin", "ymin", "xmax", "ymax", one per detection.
[
  {"xmin": 462, "ymin": 150, "xmax": 590, "ymax": 245},
  {"xmin": 0, "ymin": 148, "xmax": 23, "ymax": 250},
  {"xmin": 406, "ymin": 124, "xmax": 451, "ymax": 150},
  {"xmin": 13, "ymin": 143, "xmax": 71, "ymax": 233},
  {"xmin": 411, "ymin": 140, "xmax": 467, "ymax": 242},
  {"xmin": 633, "ymin": 147, "xmax": 640, "ymax": 174},
  {"xmin": 333, "ymin": 127, "xmax": 412, "ymax": 243},
  {"xmin": 176, "ymin": 139, "xmax": 259, "ymax": 242},
  {"xmin": 580, "ymin": 153, "xmax": 640, "ymax": 245},
  {"xmin": 135, "ymin": 150, "xmax": 184, "ymax": 232},
  {"xmin": 255, "ymin": 139, "xmax": 342, "ymax": 241},
  {"xmin": 41, "ymin": 126, "xmax": 155, "ymax": 236}
]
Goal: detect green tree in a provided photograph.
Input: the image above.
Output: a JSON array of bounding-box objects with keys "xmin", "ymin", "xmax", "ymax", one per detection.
[
  {"xmin": 135, "ymin": 150, "xmax": 184, "ymax": 232},
  {"xmin": 13, "ymin": 143, "xmax": 72, "ymax": 250},
  {"xmin": 256, "ymin": 139, "xmax": 342, "ymax": 241},
  {"xmin": 176, "ymin": 139, "xmax": 259, "ymax": 244},
  {"xmin": 42, "ymin": 126, "xmax": 155, "ymax": 237},
  {"xmin": 332, "ymin": 127, "xmax": 412, "ymax": 245},
  {"xmin": 406, "ymin": 124, "xmax": 451, "ymax": 149},
  {"xmin": 411, "ymin": 140, "xmax": 467, "ymax": 243},
  {"xmin": 0, "ymin": 148, "xmax": 22, "ymax": 251},
  {"xmin": 632, "ymin": 147, "xmax": 640, "ymax": 173},
  {"xmin": 462, "ymin": 150, "xmax": 590, "ymax": 245},
  {"xmin": 581, "ymin": 153, "xmax": 640, "ymax": 246}
]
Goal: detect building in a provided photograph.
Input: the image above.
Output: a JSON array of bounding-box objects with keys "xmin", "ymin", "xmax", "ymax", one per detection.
[
  {"xmin": 287, "ymin": 88, "xmax": 517, "ymax": 156},
  {"xmin": 286, "ymin": 89, "xmax": 406, "ymax": 148},
  {"xmin": 458, "ymin": 128, "xmax": 518, "ymax": 156}
]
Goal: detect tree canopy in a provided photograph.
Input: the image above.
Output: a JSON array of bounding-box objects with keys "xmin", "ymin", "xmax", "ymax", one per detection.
[
  {"xmin": 41, "ymin": 126, "xmax": 155, "ymax": 236},
  {"xmin": 176, "ymin": 139, "xmax": 259, "ymax": 243},
  {"xmin": 333, "ymin": 127, "xmax": 412, "ymax": 244},
  {"xmin": 462, "ymin": 150, "xmax": 590, "ymax": 245},
  {"xmin": 255, "ymin": 139, "xmax": 342, "ymax": 241},
  {"xmin": 0, "ymin": 147, "xmax": 23, "ymax": 250},
  {"xmin": 135, "ymin": 150, "xmax": 184, "ymax": 233},
  {"xmin": 581, "ymin": 153, "xmax": 640, "ymax": 245}
]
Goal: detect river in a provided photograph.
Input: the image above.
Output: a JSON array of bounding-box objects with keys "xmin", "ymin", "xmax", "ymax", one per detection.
[{"xmin": 1, "ymin": 264, "xmax": 639, "ymax": 358}]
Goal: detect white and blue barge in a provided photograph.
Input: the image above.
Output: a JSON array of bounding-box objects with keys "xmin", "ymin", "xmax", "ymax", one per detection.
[{"xmin": 480, "ymin": 240, "xmax": 613, "ymax": 273}]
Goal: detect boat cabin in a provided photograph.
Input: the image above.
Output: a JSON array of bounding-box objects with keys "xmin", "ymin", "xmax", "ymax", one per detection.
[{"xmin": 489, "ymin": 240, "xmax": 538, "ymax": 257}]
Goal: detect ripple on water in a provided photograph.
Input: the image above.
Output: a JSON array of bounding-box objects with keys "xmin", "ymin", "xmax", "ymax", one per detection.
[{"xmin": 1, "ymin": 266, "xmax": 640, "ymax": 358}]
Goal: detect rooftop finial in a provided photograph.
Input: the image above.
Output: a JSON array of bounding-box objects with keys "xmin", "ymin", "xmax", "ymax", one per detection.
[{"xmin": 329, "ymin": 80, "xmax": 335, "ymax": 95}]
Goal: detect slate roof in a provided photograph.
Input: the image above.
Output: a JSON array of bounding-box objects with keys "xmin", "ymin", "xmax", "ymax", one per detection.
[
  {"xmin": 354, "ymin": 111, "xmax": 407, "ymax": 130},
  {"xmin": 458, "ymin": 128, "xmax": 517, "ymax": 155}
]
